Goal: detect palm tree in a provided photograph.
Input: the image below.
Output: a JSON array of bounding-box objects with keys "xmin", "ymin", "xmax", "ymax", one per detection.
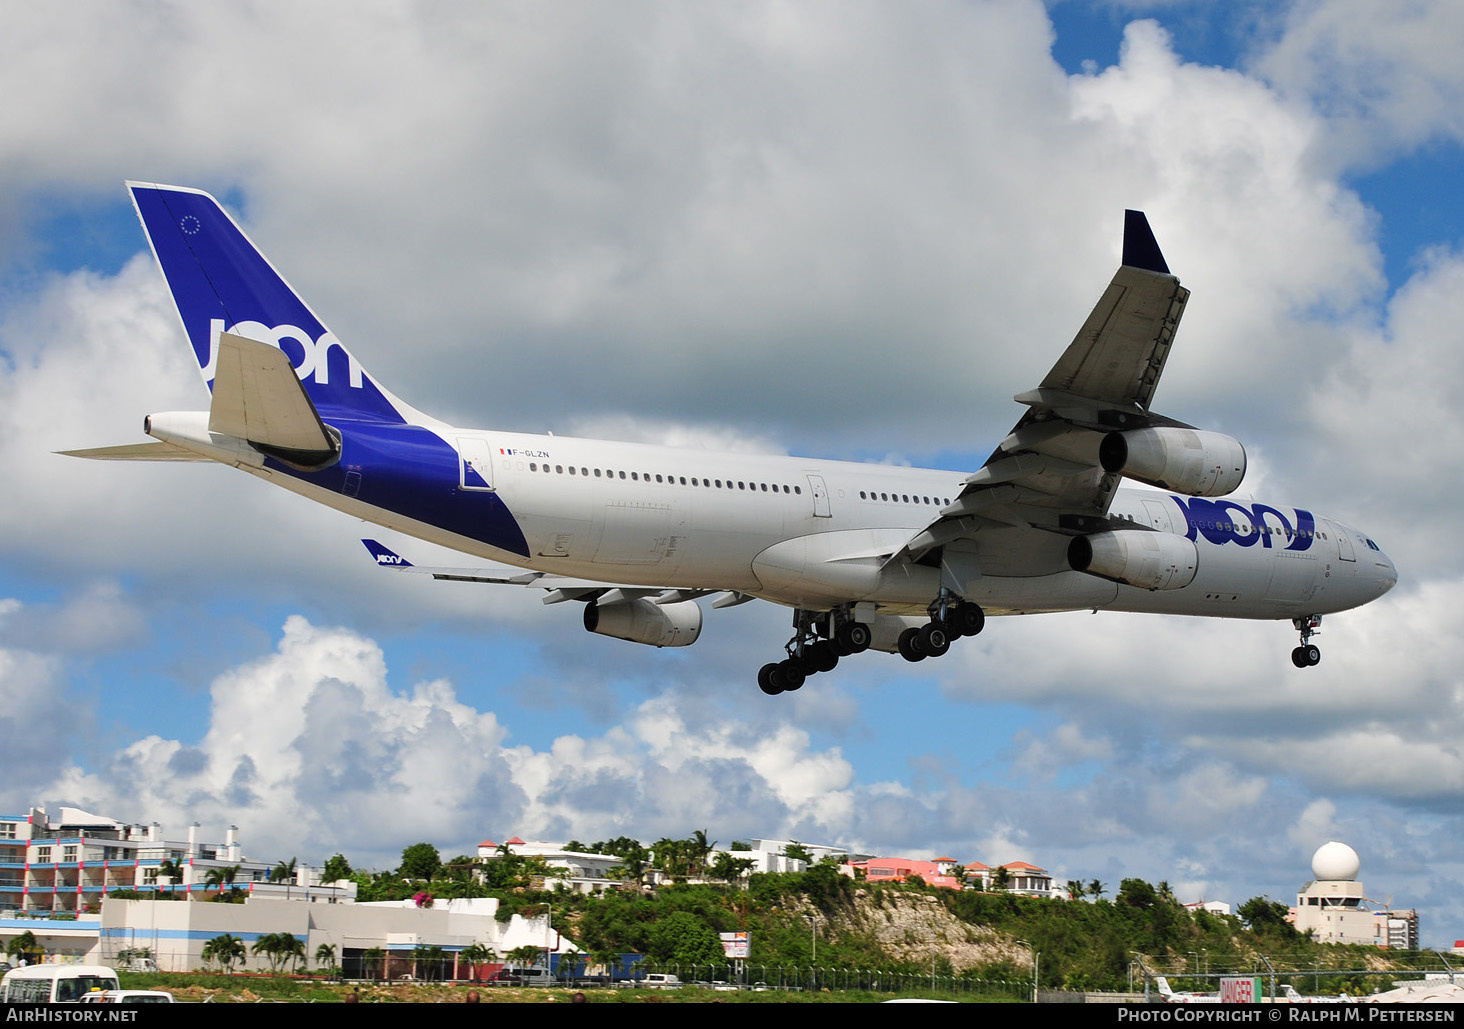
[
  {"xmin": 689, "ymin": 829, "xmax": 715, "ymax": 876},
  {"xmin": 6, "ymin": 931, "xmax": 41, "ymax": 963},
  {"xmin": 460, "ymin": 943, "xmax": 494, "ymax": 982},
  {"xmin": 156, "ymin": 859, "xmax": 184, "ymax": 896},
  {"xmin": 506, "ymin": 944, "xmax": 543, "ymax": 971},
  {"xmin": 314, "ymin": 943, "xmax": 337, "ymax": 975},
  {"xmin": 363, "ymin": 946, "xmax": 386, "ymax": 981},
  {"xmin": 270, "ymin": 857, "xmax": 298, "ymax": 886},
  {"xmin": 202, "ymin": 933, "xmax": 245, "ymax": 973},
  {"xmin": 1066, "ymin": 879, "xmax": 1086, "ymax": 901},
  {"xmin": 251, "ymin": 932, "xmax": 304, "ymax": 974},
  {"xmin": 1088, "ymin": 879, "xmax": 1107, "ymax": 901}
]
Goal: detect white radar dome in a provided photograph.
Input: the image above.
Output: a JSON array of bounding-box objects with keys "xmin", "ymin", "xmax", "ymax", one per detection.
[{"xmin": 1311, "ymin": 841, "xmax": 1360, "ymax": 881}]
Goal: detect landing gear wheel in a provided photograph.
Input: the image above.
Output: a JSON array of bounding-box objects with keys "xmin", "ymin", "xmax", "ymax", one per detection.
[
  {"xmin": 758, "ymin": 663, "xmax": 784, "ymax": 695},
  {"xmin": 1291, "ymin": 645, "xmax": 1321, "ymax": 669},
  {"xmin": 918, "ymin": 622, "xmax": 950, "ymax": 657},
  {"xmin": 953, "ymin": 602, "xmax": 985, "ymax": 638},
  {"xmin": 805, "ymin": 640, "xmax": 839, "ymax": 674},
  {"xmin": 835, "ymin": 621, "xmax": 872, "ymax": 655},
  {"xmin": 898, "ymin": 627, "xmax": 927, "ymax": 662},
  {"xmin": 779, "ymin": 659, "xmax": 806, "ymax": 691}
]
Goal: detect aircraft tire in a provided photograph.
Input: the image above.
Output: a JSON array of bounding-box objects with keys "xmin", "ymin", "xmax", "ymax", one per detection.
[
  {"xmin": 919, "ymin": 623, "xmax": 950, "ymax": 657},
  {"xmin": 807, "ymin": 640, "xmax": 839, "ymax": 673},
  {"xmin": 1304, "ymin": 644, "xmax": 1321, "ymax": 666},
  {"xmin": 758, "ymin": 663, "xmax": 784, "ymax": 695},
  {"xmin": 837, "ymin": 621, "xmax": 872, "ymax": 654},
  {"xmin": 780, "ymin": 659, "xmax": 806, "ymax": 691},
  {"xmin": 955, "ymin": 602, "xmax": 985, "ymax": 637},
  {"xmin": 1291, "ymin": 647, "xmax": 1309, "ymax": 668},
  {"xmin": 898, "ymin": 627, "xmax": 926, "ymax": 662}
]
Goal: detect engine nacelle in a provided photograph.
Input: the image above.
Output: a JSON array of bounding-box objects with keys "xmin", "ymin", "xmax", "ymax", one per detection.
[
  {"xmin": 1099, "ymin": 427, "xmax": 1246, "ymax": 497},
  {"xmin": 1068, "ymin": 530, "xmax": 1198, "ymax": 591},
  {"xmin": 583, "ymin": 598, "xmax": 702, "ymax": 647}
]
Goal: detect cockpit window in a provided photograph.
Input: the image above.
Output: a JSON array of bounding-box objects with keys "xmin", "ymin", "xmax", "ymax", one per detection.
[{"xmin": 1366, "ymin": 539, "xmax": 1380, "ymax": 551}]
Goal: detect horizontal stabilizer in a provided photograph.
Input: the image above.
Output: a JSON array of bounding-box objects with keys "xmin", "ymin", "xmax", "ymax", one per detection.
[
  {"xmin": 209, "ymin": 333, "xmax": 337, "ymax": 463},
  {"xmin": 360, "ymin": 539, "xmax": 721, "ymax": 599},
  {"xmin": 58, "ymin": 441, "xmax": 209, "ymax": 462}
]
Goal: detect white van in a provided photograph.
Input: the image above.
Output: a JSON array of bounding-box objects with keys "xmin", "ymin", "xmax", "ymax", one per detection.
[{"xmin": 0, "ymin": 964, "xmax": 120, "ymax": 1003}]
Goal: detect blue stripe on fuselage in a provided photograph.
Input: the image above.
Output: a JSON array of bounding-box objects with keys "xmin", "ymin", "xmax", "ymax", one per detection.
[{"xmin": 266, "ymin": 421, "xmax": 530, "ymax": 558}]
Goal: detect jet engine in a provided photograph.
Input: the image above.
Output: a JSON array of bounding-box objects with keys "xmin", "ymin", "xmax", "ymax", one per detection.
[
  {"xmin": 1099, "ymin": 427, "xmax": 1245, "ymax": 497},
  {"xmin": 1068, "ymin": 530, "xmax": 1198, "ymax": 591},
  {"xmin": 583, "ymin": 598, "xmax": 702, "ymax": 647}
]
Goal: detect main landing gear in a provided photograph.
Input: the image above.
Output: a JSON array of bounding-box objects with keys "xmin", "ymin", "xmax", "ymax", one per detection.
[
  {"xmin": 898, "ymin": 595, "xmax": 985, "ymax": 663},
  {"xmin": 1291, "ymin": 615, "xmax": 1322, "ymax": 668},
  {"xmin": 758, "ymin": 609, "xmax": 872, "ymax": 696}
]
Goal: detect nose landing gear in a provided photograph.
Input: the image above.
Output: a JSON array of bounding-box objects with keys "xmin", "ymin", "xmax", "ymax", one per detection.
[{"xmin": 1291, "ymin": 615, "xmax": 1322, "ymax": 668}]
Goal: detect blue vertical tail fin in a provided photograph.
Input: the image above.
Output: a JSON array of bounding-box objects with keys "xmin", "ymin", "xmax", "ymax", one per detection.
[{"xmin": 128, "ymin": 181, "xmax": 413, "ymax": 425}]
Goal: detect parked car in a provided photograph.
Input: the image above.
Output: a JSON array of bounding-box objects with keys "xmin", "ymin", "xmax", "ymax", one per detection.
[{"xmin": 80, "ymin": 990, "xmax": 175, "ymax": 1004}]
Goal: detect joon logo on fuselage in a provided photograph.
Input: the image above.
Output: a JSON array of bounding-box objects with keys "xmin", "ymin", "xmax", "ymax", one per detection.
[
  {"xmin": 1169, "ymin": 496, "xmax": 1315, "ymax": 552},
  {"xmin": 201, "ymin": 318, "xmax": 364, "ymax": 388}
]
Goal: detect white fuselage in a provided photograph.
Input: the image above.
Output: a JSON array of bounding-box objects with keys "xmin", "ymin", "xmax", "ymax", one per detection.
[{"xmin": 228, "ymin": 422, "xmax": 1396, "ymax": 624}]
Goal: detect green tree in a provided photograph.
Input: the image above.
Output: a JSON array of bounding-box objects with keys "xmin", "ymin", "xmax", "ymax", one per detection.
[
  {"xmin": 204, "ymin": 865, "xmax": 239, "ymax": 891},
  {"xmin": 6, "ymin": 931, "xmax": 41, "ymax": 963},
  {"xmin": 398, "ymin": 842, "xmax": 442, "ymax": 881},
  {"xmin": 710, "ymin": 851, "xmax": 755, "ymax": 884},
  {"xmin": 252, "ymin": 931, "xmax": 304, "ymax": 973},
  {"xmin": 1087, "ymin": 878, "xmax": 1107, "ymax": 900},
  {"xmin": 784, "ymin": 841, "xmax": 814, "ymax": 864},
  {"xmin": 1238, "ymin": 896, "xmax": 1301, "ymax": 940},
  {"xmin": 506, "ymin": 943, "xmax": 543, "ymax": 970},
  {"xmin": 155, "ymin": 858, "xmax": 184, "ymax": 895},
  {"xmin": 648, "ymin": 911, "xmax": 724, "ymax": 965},
  {"xmin": 363, "ymin": 946, "xmax": 386, "ymax": 981},
  {"xmin": 270, "ymin": 856, "xmax": 297, "ymax": 885},
  {"xmin": 1118, "ymin": 878, "xmax": 1158, "ymax": 908},
  {"xmin": 201, "ymin": 933, "xmax": 246, "ymax": 973},
  {"xmin": 321, "ymin": 853, "xmax": 352, "ymax": 883},
  {"xmin": 460, "ymin": 943, "xmax": 494, "ymax": 981},
  {"xmin": 314, "ymin": 943, "xmax": 337, "ymax": 973}
]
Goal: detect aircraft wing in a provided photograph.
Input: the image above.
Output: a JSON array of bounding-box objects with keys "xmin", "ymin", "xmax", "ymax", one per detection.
[
  {"xmin": 895, "ymin": 211, "xmax": 1190, "ymax": 562},
  {"xmin": 361, "ymin": 540, "xmax": 751, "ymax": 607}
]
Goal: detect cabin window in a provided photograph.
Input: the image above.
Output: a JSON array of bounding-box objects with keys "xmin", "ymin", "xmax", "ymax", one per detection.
[
  {"xmin": 555, "ymin": 465, "xmax": 563, "ymax": 474},
  {"xmin": 529, "ymin": 463, "xmax": 537, "ymax": 472},
  {"xmin": 568, "ymin": 466, "xmax": 576, "ymax": 475}
]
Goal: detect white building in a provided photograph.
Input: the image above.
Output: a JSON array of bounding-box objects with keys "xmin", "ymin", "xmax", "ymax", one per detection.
[
  {"xmin": 99, "ymin": 896, "xmax": 570, "ymax": 974},
  {"xmin": 1291, "ymin": 841, "xmax": 1418, "ymax": 949},
  {"xmin": 0, "ymin": 806, "xmax": 350, "ymax": 919}
]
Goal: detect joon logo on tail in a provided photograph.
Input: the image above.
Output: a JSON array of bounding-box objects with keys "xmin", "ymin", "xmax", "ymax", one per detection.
[
  {"xmin": 1170, "ymin": 496, "xmax": 1315, "ymax": 552},
  {"xmin": 202, "ymin": 318, "xmax": 364, "ymax": 388}
]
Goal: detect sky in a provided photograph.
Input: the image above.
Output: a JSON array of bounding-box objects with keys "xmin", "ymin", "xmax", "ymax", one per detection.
[{"xmin": 2, "ymin": 0, "xmax": 1463, "ymax": 945}]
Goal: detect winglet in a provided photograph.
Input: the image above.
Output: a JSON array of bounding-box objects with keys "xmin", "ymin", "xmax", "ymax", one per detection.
[
  {"xmin": 362, "ymin": 539, "xmax": 413, "ymax": 568},
  {"xmin": 1121, "ymin": 210, "xmax": 1169, "ymax": 274}
]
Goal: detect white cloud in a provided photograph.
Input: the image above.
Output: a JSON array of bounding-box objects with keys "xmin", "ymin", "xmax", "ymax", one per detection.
[{"xmin": 1253, "ymin": 0, "xmax": 1464, "ymax": 172}]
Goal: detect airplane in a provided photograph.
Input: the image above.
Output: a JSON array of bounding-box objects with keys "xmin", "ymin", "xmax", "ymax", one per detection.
[{"xmin": 64, "ymin": 182, "xmax": 1397, "ymax": 696}]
